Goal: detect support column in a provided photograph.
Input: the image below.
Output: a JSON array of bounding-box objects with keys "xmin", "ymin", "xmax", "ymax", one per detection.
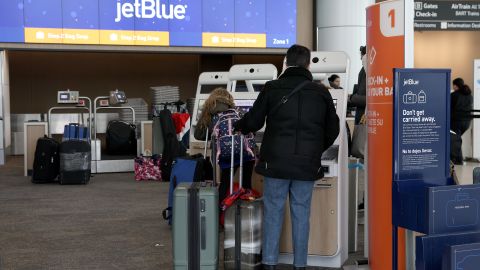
[
  {"xmin": 316, "ymin": 0, "xmax": 375, "ymax": 93},
  {"xmin": 0, "ymin": 50, "xmax": 11, "ymax": 165}
]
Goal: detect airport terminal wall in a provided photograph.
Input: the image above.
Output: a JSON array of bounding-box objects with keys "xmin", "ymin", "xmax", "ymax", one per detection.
[
  {"xmin": 8, "ymin": 51, "xmax": 283, "ymax": 114},
  {"xmin": 415, "ymin": 30, "xmax": 480, "ymax": 160}
]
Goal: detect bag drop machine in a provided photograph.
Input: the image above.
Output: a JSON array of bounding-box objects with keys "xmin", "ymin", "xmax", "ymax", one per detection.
[{"xmin": 91, "ymin": 90, "xmax": 139, "ymax": 174}]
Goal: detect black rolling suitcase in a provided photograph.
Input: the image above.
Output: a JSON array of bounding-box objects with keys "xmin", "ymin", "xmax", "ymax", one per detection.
[
  {"xmin": 59, "ymin": 140, "xmax": 91, "ymax": 185},
  {"xmin": 32, "ymin": 136, "xmax": 60, "ymax": 183}
]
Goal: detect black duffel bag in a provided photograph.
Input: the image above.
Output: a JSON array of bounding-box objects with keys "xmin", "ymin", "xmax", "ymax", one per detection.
[{"xmin": 106, "ymin": 120, "xmax": 137, "ymax": 155}]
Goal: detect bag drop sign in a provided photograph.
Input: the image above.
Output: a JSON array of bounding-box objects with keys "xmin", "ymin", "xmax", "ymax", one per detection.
[{"xmin": 393, "ymin": 69, "xmax": 451, "ymax": 183}]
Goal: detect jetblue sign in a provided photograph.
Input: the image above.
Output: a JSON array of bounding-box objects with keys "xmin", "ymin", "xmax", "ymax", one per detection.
[
  {"xmin": 0, "ymin": 0, "xmax": 297, "ymax": 48},
  {"xmin": 114, "ymin": 0, "xmax": 187, "ymax": 22},
  {"xmin": 393, "ymin": 69, "xmax": 451, "ymax": 184}
]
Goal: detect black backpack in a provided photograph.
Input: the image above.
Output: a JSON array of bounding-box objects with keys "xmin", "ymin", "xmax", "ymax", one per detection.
[{"xmin": 106, "ymin": 120, "xmax": 137, "ymax": 155}]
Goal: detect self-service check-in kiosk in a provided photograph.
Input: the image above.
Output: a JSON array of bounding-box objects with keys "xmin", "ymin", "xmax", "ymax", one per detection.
[
  {"xmin": 189, "ymin": 72, "xmax": 231, "ymax": 152},
  {"xmin": 228, "ymin": 64, "xmax": 277, "ymax": 143},
  {"xmin": 189, "ymin": 65, "xmax": 277, "ymax": 151},
  {"xmin": 279, "ymin": 51, "xmax": 350, "ymax": 268},
  {"xmin": 189, "ymin": 65, "xmax": 277, "ymax": 189},
  {"xmin": 91, "ymin": 90, "xmax": 138, "ymax": 173}
]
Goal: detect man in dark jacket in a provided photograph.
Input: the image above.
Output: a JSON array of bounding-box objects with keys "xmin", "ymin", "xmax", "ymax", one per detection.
[{"xmin": 234, "ymin": 44, "xmax": 340, "ymax": 270}]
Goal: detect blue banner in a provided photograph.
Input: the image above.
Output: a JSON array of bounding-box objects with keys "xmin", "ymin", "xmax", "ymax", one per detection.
[{"xmin": 0, "ymin": 0, "xmax": 297, "ymax": 48}]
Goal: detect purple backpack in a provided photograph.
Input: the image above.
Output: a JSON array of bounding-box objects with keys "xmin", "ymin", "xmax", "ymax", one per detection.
[{"xmin": 212, "ymin": 109, "xmax": 256, "ymax": 161}]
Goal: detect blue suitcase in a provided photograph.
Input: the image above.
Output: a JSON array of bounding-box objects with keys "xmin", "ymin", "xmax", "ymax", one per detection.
[{"xmin": 162, "ymin": 155, "xmax": 210, "ymax": 224}]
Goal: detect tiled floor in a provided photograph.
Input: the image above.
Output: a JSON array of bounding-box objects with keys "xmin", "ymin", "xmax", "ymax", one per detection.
[
  {"xmin": 7, "ymin": 157, "xmax": 476, "ymax": 269},
  {"xmin": 0, "ymin": 157, "xmax": 365, "ymax": 270}
]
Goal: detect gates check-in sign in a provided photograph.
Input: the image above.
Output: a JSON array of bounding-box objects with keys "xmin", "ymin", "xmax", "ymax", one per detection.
[
  {"xmin": 393, "ymin": 69, "xmax": 451, "ymax": 183},
  {"xmin": 414, "ymin": 1, "xmax": 480, "ymax": 30},
  {"xmin": 0, "ymin": 0, "xmax": 296, "ymax": 48}
]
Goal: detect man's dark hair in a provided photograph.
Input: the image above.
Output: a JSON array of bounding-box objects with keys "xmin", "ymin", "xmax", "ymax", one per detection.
[
  {"xmin": 286, "ymin": 44, "xmax": 311, "ymax": 69},
  {"xmin": 328, "ymin": 74, "xmax": 340, "ymax": 82}
]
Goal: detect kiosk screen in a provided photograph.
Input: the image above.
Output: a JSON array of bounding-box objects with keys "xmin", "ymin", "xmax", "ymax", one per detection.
[
  {"xmin": 196, "ymin": 98, "xmax": 256, "ymax": 121},
  {"xmin": 235, "ymin": 99, "xmax": 256, "ymax": 115},
  {"xmin": 200, "ymin": 84, "xmax": 228, "ymax": 94},
  {"xmin": 233, "ymin": 81, "xmax": 264, "ymax": 92}
]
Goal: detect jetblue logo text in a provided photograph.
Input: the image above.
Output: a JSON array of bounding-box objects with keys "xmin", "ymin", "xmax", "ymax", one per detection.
[
  {"xmin": 115, "ymin": 0, "xmax": 187, "ymax": 23},
  {"xmin": 403, "ymin": 78, "xmax": 419, "ymax": 86}
]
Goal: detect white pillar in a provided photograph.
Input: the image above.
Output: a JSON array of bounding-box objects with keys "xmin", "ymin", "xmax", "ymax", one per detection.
[
  {"xmin": 0, "ymin": 50, "xmax": 10, "ymax": 165},
  {"xmin": 316, "ymin": 0, "xmax": 375, "ymax": 93}
]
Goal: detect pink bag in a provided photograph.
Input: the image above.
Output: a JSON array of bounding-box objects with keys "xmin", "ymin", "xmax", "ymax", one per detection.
[{"xmin": 134, "ymin": 154, "xmax": 162, "ymax": 181}]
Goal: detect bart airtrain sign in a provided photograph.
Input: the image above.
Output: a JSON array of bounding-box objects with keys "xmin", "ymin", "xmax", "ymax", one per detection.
[{"xmin": 414, "ymin": 1, "xmax": 480, "ymax": 30}]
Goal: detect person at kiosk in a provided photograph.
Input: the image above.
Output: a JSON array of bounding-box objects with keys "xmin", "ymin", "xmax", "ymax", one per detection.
[
  {"xmin": 194, "ymin": 88, "xmax": 255, "ymax": 207},
  {"xmin": 328, "ymin": 74, "xmax": 343, "ymax": 89},
  {"xmin": 234, "ymin": 45, "xmax": 340, "ymax": 270}
]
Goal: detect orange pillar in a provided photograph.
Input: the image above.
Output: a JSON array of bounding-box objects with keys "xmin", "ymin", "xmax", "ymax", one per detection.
[{"xmin": 366, "ymin": 1, "xmax": 407, "ymax": 269}]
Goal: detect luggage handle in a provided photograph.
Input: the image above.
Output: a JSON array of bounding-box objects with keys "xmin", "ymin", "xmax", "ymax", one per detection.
[
  {"xmin": 204, "ymin": 128, "xmax": 209, "ymax": 158},
  {"xmin": 229, "ymin": 134, "xmax": 244, "ymax": 194},
  {"xmin": 162, "ymin": 207, "xmax": 172, "ymax": 221}
]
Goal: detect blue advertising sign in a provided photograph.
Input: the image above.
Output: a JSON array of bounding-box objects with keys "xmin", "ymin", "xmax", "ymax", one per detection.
[
  {"xmin": 443, "ymin": 243, "xmax": 480, "ymax": 270},
  {"xmin": 393, "ymin": 68, "xmax": 451, "ymax": 184},
  {"xmin": 0, "ymin": 1, "xmax": 25, "ymax": 42},
  {"xmin": 0, "ymin": 0, "xmax": 297, "ymax": 48},
  {"xmin": 416, "ymin": 231, "xmax": 480, "ymax": 270},
  {"xmin": 169, "ymin": 0, "xmax": 202, "ymax": 46},
  {"xmin": 266, "ymin": 0, "xmax": 296, "ymax": 48}
]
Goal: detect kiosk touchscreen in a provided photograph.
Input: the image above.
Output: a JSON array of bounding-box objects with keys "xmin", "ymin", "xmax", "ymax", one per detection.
[
  {"xmin": 279, "ymin": 51, "xmax": 350, "ymax": 268},
  {"xmin": 189, "ymin": 66, "xmax": 277, "ymax": 151}
]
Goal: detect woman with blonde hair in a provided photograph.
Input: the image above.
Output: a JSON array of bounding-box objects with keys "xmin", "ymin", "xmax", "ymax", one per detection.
[{"xmin": 194, "ymin": 88, "xmax": 255, "ymax": 208}]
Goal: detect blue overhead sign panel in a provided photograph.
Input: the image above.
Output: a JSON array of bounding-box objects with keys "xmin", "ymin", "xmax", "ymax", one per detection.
[{"xmin": 0, "ymin": 0, "xmax": 297, "ymax": 48}]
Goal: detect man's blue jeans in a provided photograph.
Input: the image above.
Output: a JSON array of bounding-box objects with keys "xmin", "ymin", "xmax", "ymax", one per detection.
[{"xmin": 262, "ymin": 177, "xmax": 315, "ymax": 267}]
